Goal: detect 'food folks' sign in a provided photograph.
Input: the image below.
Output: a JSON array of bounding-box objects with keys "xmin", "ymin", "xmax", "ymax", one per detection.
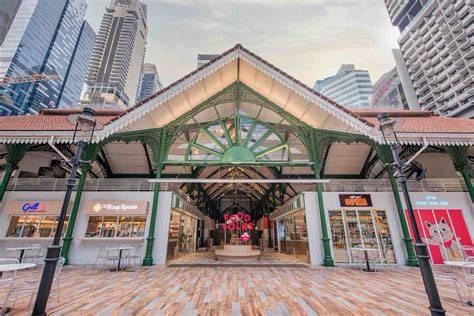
[
  {"xmin": 339, "ymin": 194, "xmax": 373, "ymax": 207},
  {"xmin": 221, "ymin": 212, "xmax": 253, "ymax": 231}
]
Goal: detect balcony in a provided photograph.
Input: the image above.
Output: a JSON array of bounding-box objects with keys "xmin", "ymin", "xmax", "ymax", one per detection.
[{"xmin": 3, "ymin": 177, "xmax": 468, "ymax": 194}]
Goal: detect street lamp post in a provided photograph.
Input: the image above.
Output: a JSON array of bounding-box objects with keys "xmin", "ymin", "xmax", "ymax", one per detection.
[
  {"xmin": 33, "ymin": 108, "xmax": 102, "ymax": 316},
  {"xmin": 377, "ymin": 113, "xmax": 445, "ymax": 316}
]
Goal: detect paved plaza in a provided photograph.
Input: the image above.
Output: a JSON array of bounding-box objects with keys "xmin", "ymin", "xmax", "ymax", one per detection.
[{"xmin": 2, "ymin": 263, "xmax": 473, "ymax": 315}]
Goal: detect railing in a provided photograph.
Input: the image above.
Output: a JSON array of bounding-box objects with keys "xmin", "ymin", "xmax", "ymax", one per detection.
[{"xmin": 5, "ymin": 177, "xmax": 469, "ymax": 193}]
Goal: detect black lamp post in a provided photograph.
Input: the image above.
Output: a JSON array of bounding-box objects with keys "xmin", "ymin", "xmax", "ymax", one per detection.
[
  {"xmin": 377, "ymin": 112, "xmax": 445, "ymax": 316},
  {"xmin": 33, "ymin": 107, "xmax": 102, "ymax": 316}
]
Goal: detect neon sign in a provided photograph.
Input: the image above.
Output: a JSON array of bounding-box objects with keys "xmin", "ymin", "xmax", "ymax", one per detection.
[
  {"xmin": 21, "ymin": 202, "xmax": 47, "ymax": 213},
  {"xmin": 221, "ymin": 212, "xmax": 253, "ymax": 231}
]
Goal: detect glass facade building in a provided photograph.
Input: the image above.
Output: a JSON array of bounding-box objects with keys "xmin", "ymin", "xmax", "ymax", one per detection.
[
  {"xmin": 58, "ymin": 21, "xmax": 96, "ymax": 108},
  {"xmin": 138, "ymin": 63, "xmax": 162, "ymax": 102},
  {"xmin": 0, "ymin": 0, "xmax": 89, "ymax": 116},
  {"xmin": 314, "ymin": 64, "xmax": 374, "ymax": 109}
]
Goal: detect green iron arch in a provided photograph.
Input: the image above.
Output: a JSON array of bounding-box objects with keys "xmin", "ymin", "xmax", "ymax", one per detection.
[{"xmin": 178, "ymin": 114, "xmax": 308, "ymax": 163}]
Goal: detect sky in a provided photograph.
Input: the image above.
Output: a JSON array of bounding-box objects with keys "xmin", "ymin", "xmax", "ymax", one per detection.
[{"xmin": 85, "ymin": 0, "xmax": 400, "ymax": 87}]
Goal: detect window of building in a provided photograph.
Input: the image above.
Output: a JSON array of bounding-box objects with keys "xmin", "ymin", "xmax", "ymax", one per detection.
[
  {"xmin": 6, "ymin": 215, "xmax": 69, "ymax": 238},
  {"xmin": 85, "ymin": 216, "xmax": 147, "ymax": 238}
]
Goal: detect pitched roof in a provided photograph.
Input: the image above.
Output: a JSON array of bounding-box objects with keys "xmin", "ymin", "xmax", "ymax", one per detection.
[
  {"xmin": 0, "ymin": 44, "xmax": 471, "ymax": 147},
  {"xmin": 0, "ymin": 110, "xmax": 117, "ymax": 131}
]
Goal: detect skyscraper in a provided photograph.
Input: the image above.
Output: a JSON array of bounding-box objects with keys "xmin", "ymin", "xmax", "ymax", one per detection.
[
  {"xmin": 0, "ymin": 0, "xmax": 90, "ymax": 116},
  {"xmin": 0, "ymin": 0, "xmax": 22, "ymax": 46},
  {"xmin": 385, "ymin": 0, "xmax": 473, "ymax": 118},
  {"xmin": 83, "ymin": 0, "xmax": 148, "ymax": 108},
  {"xmin": 371, "ymin": 67, "xmax": 406, "ymax": 109},
  {"xmin": 314, "ymin": 64, "xmax": 374, "ymax": 109},
  {"xmin": 138, "ymin": 63, "xmax": 162, "ymax": 101},
  {"xmin": 58, "ymin": 21, "xmax": 96, "ymax": 108}
]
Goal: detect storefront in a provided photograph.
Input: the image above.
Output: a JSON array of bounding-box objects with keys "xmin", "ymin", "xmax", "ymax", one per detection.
[
  {"xmin": 273, "ymin": 195, "xmax": 310, "ymax": 263},
  {"xmin": 328, "ymin": 194, "xmax": 396, "ymax": 264},
  {"xmin": 82, "ymin": 200, "xmax": 149, "ymax": 239},
  {"xmin": 406, "ymin": 193, "xmax": 474, "ymax": 264},
  {"xmin": 166, "ymin": 194, "xmax": 203, "ymax": 260},
  {"xmin": 2, "ymin": 200, "xmax": 72, "ymax": 239}
]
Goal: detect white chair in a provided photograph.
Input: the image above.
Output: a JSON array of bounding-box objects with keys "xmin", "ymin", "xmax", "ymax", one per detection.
[
  {"xmin": 462, "ymin": 257, "xmax": 474, "ymax": 305},
  {"xmin": 125, "ymin": 246, "xmax": 143, "ymax": 267},
  {"xmin": 94, "ymin": 246, "xmax": 108, "ymax": 266},
  {"xmin": 3, "ymin": 248, "xmax": 19, "ymax": 260},
  {"xmin": 433, "ymin": 265, "xmax": 463, "ymax": 303},
  {"xmin": 23, "ymin": 245, "xmax": 44, "ymax": 265},
  {"xmin": 0, "ymin": 258, "xmax": 37, "ymax": 314},
  {"xmin": 102, "ymin": 248, "xmax": 120, "ymax": 270}
]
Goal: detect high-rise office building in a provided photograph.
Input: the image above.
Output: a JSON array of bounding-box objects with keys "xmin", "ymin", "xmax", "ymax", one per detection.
[
  {"xmin": 0, "ymin": 0, "xmax": 90, "ymax": 116},
  {"xmin": 83, "ymin": 0, "xmax": 148, "ymax": 108},
  {"xmin": 371, "ymin": 67, "xmax": 407, "ymax": 109},
  {"xmin": 385, "ymin": 0, "xmax": 473, "ymax": 118},
  {"xmin": 138, "ymin": 63, "xmax": 162, "ymax": 101},
  {"xmin": 197, "ymin": 54, "xmax": 219, "ymax": 67},
  {"xmin": 0, "ymin": 0, "xmax": 22, "ymax": 46},
  {"xmin": 314, "ymin": 64, "xmax": 374, "ymax": 109},
  {"xmin": 58, "ymin": 21, "xmax": 96, "ymax": 108}
]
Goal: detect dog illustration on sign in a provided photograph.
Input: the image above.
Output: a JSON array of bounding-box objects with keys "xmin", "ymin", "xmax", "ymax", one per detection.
[{"xmin": 424, "ymin": 217, "xmax": 463, "ymax": 262}]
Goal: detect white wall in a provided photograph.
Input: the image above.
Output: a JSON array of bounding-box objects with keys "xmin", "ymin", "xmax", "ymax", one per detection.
[{"xmin": 0, "ymin": 191, "xmax": 174, "ymax": 266}]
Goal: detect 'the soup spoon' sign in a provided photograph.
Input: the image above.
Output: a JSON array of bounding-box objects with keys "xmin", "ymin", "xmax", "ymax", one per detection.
[{"xmin": 221, "ymin": 212, "xmax": 253, "ymax": 231}]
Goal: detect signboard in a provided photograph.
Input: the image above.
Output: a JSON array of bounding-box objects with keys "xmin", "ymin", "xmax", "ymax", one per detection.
[
  {"xmin": 221, "ymin": 212, "xmax": 253, "ymax": 232},
  {"xmin": 4, "ymin": 200, "xmax": 72, "ymax": 215},
  {"xmin": 414, "ymin": 195, "xmax": 449, "ymax": 207},
  {"xmin": 339, "ymin": 194, "xmax": 373, "ymax": 207},
  {"xmin": 83, "ymin": 201, "xmax": 149, "ymax": 215},
  {"xmin": 405, "ymin": 209, "xmax": 473, "ymax": 264}
]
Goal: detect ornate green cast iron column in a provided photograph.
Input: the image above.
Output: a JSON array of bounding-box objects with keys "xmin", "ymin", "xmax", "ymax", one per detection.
[
  {"xmin": 0, "ymin": 144, "xmax": 29, "ymax": 202},
  {"xmin": 386, "ymin": 164, "xmax": 418, "ymax": 266},
  {"xmin": 377, "ymin": 145, "xmax": 418, "ymax": 267},
  {"xmin": 447, "ymin": 146, "xmax": 474, "ymax": 203},
  {"xmin": 314, "ymin": 168, "xmax": 335, "ymax": 267},
  {"xmin": 310, "ymin": 129, "xmax": 334, "ymax": 267},
  {"xmin": 143, "ymin": 129, "xmax": 166, "ymax": 266},
  {"xmin": 61, "ymin": 143, "xmax": 100, "ymax": 265}
]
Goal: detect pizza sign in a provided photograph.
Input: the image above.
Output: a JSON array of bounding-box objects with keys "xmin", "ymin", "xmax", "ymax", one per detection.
[{"xmin": 339, "ymin": 194, "xmax": 373, "ymax": 207}]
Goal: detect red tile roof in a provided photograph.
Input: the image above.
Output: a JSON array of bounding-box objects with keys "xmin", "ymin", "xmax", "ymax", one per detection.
[
  {"xmin": 0, "ymin": 113, "xmax": 116, "ymax": 131},
  {"xmin": 362, "ymin": 116, "xmax": 474, "ymax": 134}
]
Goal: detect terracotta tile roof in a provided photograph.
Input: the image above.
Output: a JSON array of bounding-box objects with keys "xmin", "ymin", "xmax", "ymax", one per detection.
[
  {"xmin": 0, "ymin": 114, "xmax": 116, "ymax": 131},
  {"xmin": 362, "ymin": 116, "xmax": 474, "ymax": 134}
]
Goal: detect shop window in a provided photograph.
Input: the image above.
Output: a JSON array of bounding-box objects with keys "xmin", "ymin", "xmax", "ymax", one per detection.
[
  {"xmin": 85, "ymin": 216, "xmax": 147, "ymax": 238},
  {"xmin": 6, "ymin": 215, "xmax": 69, "ymax": 238},
  {"xmin": 277, "ymin": 210, "xmax": 309, "ymax": 262},
  {"xmin": 328, "ymin": 210, "xmax": 396, "ymax": 264}
]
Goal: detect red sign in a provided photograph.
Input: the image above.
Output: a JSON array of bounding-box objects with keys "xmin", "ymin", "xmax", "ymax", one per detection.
[
  {"xmin": 405, "ymin": 209, "xmax": 474, "ymax": 264},
  {"xmin": 221, "ymin": 212, "xmax": 253, "ymax": 231}
]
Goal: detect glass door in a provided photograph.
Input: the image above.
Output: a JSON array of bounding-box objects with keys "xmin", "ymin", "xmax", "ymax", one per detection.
[{"xmin": 329, "ymin": 209, "xmax": 396, "ymax": 264}]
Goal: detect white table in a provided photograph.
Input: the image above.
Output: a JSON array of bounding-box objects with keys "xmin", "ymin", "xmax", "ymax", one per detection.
[
  {"xmin": 6, "ymin": 246, "xmax": 39, "ymax": 263},
  {"xmin": 444, "ymin": 261, "xmax": 467, "ymax": 267},
  {"xmin": 351, "ymin": 248, "xmax": 379, "ymax": 272},
  {"xmin": 107, "ymin": 247, "xmax": 134, "ymax": 272},
  {"xmin": 0, "ymin": 263, "xmax": 36, "ymax": 278}
]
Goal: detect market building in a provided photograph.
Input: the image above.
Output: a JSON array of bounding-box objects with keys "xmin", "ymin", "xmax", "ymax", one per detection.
[{"xmin": 0, "ymin": 45, "xmax": 472, "ymax": 267}]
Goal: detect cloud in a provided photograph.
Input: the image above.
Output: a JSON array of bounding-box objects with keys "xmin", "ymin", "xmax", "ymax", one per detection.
[{"xmin": 85, "ymin": 0, "xmax": 399, "ymax": 86}]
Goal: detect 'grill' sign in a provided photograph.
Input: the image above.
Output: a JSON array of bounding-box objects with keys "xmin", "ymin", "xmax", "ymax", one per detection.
[{"xmin": 221, "ymin": 212, "xmax": 253, "ymax": 231}]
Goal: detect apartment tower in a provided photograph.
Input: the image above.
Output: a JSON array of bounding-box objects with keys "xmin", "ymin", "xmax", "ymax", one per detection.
[
  {"xmin": 84, "ymin": 0, "xmax": 148, "ymax": 108},
  {"xmin": 385, "ymin": 0, "xmax": 473, "ymax": 117}
]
